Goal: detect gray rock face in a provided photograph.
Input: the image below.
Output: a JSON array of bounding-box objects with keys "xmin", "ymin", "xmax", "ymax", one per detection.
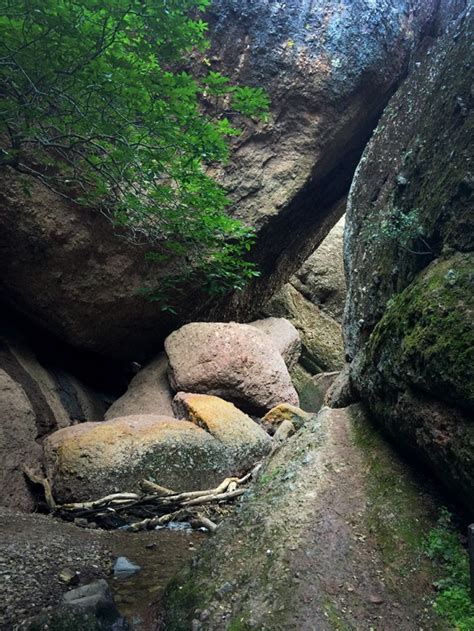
[
  {"xmin": 343, "ymin": 5, "xmax": 473, "ymax": 512},
  {"xmin": 249, "ymin": 317, "xmax": 301, "ymax": 370},
  {"xmin": 165, "ymin": 322, "xmax": 299, "ymax": 415},
  {"xmin": 264, "ymin": 284, "xmax": 344, "ymax": 372},
  {"xmin": 263, "ymin": 214, "xmax": 347, "ymax": 373},
  {"xmin": 0, "ymin": 329, "xmax": 106, "ymax": 510},
  {"xmin": 163, "ymin": 406, "xmax": 446, "ymax": 629},
  {"xmin": 0, "ymin": 369, "xmax": 41, "ymax": 511},
  {"xmin": 0, "ymin": 1, "xmax": 437, "ymax": 359},
  {"xmin": 105, "ymin": 353, "xmax": 175, "ymax": 420},
  {"xmin": 292, "ymin": 217, "xmax": 346, "ymax": 323}
]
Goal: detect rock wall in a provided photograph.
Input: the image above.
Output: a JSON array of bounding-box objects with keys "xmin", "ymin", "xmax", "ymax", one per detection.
[
  {"xmin": 0, "ymin": 0, "xmax": 438, "ymax": 360},
  {"xmin": 292, "ymin": 216, "xmax": 346, "ymax": 323},
  {"xmin": 263, "ymin": 216, "xmax": 346, "ymax": 373},
  {"xmin": 344, "ymin": 4, "xmax": 473, "ymax": 513},
  {"xmin": 0, "ymin": 325, "xmax": 106, "ymax": 510}
]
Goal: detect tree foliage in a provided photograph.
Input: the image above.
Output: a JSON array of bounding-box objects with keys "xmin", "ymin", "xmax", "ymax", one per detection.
[{"xmin": 0, "ymin": 0, "xmax": 269, "ymax": 301}]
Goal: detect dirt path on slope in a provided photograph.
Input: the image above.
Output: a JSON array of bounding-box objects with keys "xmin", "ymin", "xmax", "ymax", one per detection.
[
  {"xmin": 163, "ymin": 406, "xmax": 445, "ymax": 630},
  {"xmin": 285, "ymin": 407, "xmax": 442, "ymax": 631}
]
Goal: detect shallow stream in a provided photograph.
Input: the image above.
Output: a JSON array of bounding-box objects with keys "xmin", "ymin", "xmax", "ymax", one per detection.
[{"xmin": 107, "ymin": 528, "xmax": 206, "ymax": 629}]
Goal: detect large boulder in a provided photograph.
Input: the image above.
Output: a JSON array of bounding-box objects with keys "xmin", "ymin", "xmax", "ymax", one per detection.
[
  {"xmin": 0, "ymin": 369, "xmax": 42, "ymax": 511},
  {"xmin": 264, "ymin": 284, "xmax": 345, "ymax": 372},
  {"xmin": 0, "ymin": 1, "xmax": 438, "ymax": 359},
  {"xmin": 292, "ymin": 216, "xmax": 346, "ymax": 322},
  {"xmin": 165, "ymin": 322, "xmax": 299, "ymax": 414},
  {"xmin": 163, "ymin": 406, "xmax": 446, "ymax": 629},
  {"xmin": 173, "ymin": 393, "xmax": 272, "ymax": 467},
  {"xmin": 44, "ymin": 412, "xmax": 270, "ymax": 503},
  {"xmin": 344, "ymin": 7, "xmax": 474, "ymax": 512},
  {"xmin": 105, "ymin": 353, "xmax": 174, "ymax": 420},
  {"xmin": 248, "ymin": 317, "xmax": 301, "ymax": 369}
]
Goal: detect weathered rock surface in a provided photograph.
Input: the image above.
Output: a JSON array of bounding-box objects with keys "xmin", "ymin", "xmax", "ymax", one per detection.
[
  {"xmin": 105, "ymin": 353, "xmax": 174, "ymax": 420},
  {"xmin": 262, "ymin": 403, "xmax": 313, "ymax": 432},
  {"xmin": 324, "ymin": 364, "xmax": 356, "ymax": 409},
  {"xmin": 163, "ymin": 406, "xmax": 445, "ymax": 629},
  {"xmin": 1, "ymin": 329, "xmax": 106, "ymax": 431},
  {"xmin": 0, "ymin": 1, "xmax": 438, "ymax": 359},
  {"xmin": 44, "ymin": 410, "xmax": 270, "ymax": 503},
  {"xmin": 292, "ymin": 216, "xmax": 346, "ymax": 322},
  {"xmin": 344, "ymin": 6, "xmax": 473, "ymax": 512},
  {"xmin": 173, "ymin": 393, "xmax": 272, "ymax": 467},
  {"xmin": 0, "ymin": 369, "xmax": 41, "ymax": 511},
  {"xmin": 165, "ymin": 322, "xmax": 298, "ymax": 414},
  {"xmin": 44, "ymin": 415, "xmax": 224, "ymax": 502},
  {"xmin": 264, "ymin": 284, "xmax": 344, "ymax": 372},
  {"xmin": 306, "ymin": 371, "xmax": 340, "ymax": 412},
  {"xmin": 0, "ymin": 329, "xmax": 106, "ymax": 510},
  {"xmin": 249, "ymin": 317, "xmax": 301, "ymax": 369}
]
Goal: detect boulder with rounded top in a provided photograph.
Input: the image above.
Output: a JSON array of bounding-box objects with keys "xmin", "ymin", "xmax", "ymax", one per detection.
[{"xmin": 165, "ymin": 322, "xmax": 299, "ymax": 415}]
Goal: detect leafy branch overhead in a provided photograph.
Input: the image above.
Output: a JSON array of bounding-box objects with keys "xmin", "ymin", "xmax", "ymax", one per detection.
[{"xmin": 0, "ymin": 0, "xmax": 270, "ymax": 298}]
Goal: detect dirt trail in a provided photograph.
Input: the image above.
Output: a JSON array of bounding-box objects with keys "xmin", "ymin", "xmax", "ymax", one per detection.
[
  {"xmin": 164, "ymin": 405, "xmax": 445, "ymax": 630},
  {"xmin": 285, "ymin": 407, "xmax": 441, "ymax": 630}
]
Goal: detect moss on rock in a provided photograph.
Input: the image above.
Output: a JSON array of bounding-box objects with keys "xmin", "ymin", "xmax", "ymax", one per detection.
[{"xmin": 365, "ymin": 253, "xmax": 474, "ymax": 410}]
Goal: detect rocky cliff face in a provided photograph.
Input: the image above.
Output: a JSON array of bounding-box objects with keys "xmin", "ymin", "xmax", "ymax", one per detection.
[
  {"xmin": 0, "ymin": 0, "xmax": 438, "ymax": 360},
  {"xmin": 344, "ymin": 4, "xmax": 473, "ymax": 513}
]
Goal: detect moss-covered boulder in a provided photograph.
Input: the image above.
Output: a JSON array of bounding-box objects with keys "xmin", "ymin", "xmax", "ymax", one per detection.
[
  {"xmin": 363, "ymin": 254, "xmax": 474, "ymax": 410},
  {"xmin": 353, "ymin": 254, "xmax": 474, "ymax": 513},
  {"xmin": 44, "ymin": 413, "xmax": 268, "ymax": 503},
  {"xmin": 345, "ymin": 8, "xmax": 474, "ymax": 514}
]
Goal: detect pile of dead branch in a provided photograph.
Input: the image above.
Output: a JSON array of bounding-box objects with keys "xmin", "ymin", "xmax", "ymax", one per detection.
[{"xmin": 24, "ymin": 463, "xmax": 261, "ymax": 532}]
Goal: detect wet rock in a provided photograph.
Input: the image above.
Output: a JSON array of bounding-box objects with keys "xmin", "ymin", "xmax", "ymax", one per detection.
[
  {"xmin": 172, "ymin": 393, "xmax": 272, "ymax": 469},
  {"xmin": 165, "ymin": 322, "xmax": 298, "ymax": 415},
  {"xmin": 105, "ymin": 353, "xmax": 174, "ymax": 420},
  {"xmin": 113, "ymin": 557, "xmax": 141, "ymax": 578},
  {"xmin": 249, "ymin": 317, "xmax": 301, "ymax": 370},
  {"xmin": 44, "ymin": 415, "xmax": 244, "ymax": 502}
]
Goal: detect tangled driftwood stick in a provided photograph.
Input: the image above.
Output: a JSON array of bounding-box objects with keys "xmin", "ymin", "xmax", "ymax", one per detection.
[{"xmin": 52, "ymin": 462, "xmax": 263, "ymax": 531}]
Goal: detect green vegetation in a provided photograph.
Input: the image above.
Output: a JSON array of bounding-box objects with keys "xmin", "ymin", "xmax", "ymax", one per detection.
[
  {"xmin": 361, "ymin": 206, "xmax": 432, "ymax": 255},
  {"xmin": 365, "ymin": 253, "xmax": 474, "ymax": 407},
  {"xmin": 425, "ymin": 509, "xmax": 474, "ymax": 631},
  {"xmin": 350, "ymin": 405, "xmax": 434, "ymax": 573},
  {"xmin": 0, "ymin": 0, "xmax": 269, "ymax": 302}
]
